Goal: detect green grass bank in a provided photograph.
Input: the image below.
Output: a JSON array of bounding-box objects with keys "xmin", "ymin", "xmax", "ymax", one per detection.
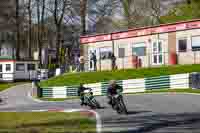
[
  {"xmin": 40, "ymin": 64, "xmax": 200, "ymax": 87},
  {"xmin": 0, "ymin": 112, "xmax": 95, "ymax": 133},
  {"xmin": 0, "ymin": 82, "xmax": 29, "ymax": 92}
]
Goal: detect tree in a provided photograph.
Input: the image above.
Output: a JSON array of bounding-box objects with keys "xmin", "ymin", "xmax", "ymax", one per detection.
[
  {"xmin": 187, "ymin": 0, "xmax": 191, "ymax": 4},
  {"xmin": 112, "ymin": 0, "xmax": 143, "ymax": 29},
  {"xmin": 148, "ymin": 0, "xmax": 163, "ymax": 24},
  {"xmin": 27, "ymin": 0, "xmax": 32, "ymax": 59},
  {"xmin": 15, "ymin": 0, "xmax": 20, "ymax": 59},
  {"xmin": 80, "ymin": 0, "xmax": 87, "ymax": 35},
  {"xmin": 53, "ymin": 0, "xmax": 68, "ymax": 66},
  {"xmin": 112, "ymin": 0, "xmax": 154, "ymax": 29},
  {"xmin": 160, "ymin": 0, "xmax": 200, "ymax": 24},
  {"xmin": 41, "ymin": 0, "xmax": 46, "ymax": 43},
  {"xmin": 122, "ymin": 0, "xmax": 132, "ymax": 28},
  {"xmin": 36, "ymin": 0, "xmax": 47, "ymax": 67},
  {"xmin": 113, "ymin": 0, "xmax": 170, "ymax": 29},
  {"xmin": 36, "ymin": 0, "xmax": 41, "ymax": 65},
  {"xmin": 14, "ymin": 0, "xmax": 28, "ymax": 59}
]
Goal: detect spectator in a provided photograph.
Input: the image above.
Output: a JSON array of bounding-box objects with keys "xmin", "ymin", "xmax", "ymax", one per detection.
[
  {"xmin": 79, "ymin": 55, "xmax": 85, "ymax": 72},
  {"xmin": 111, "ymin": 53, "xmax": 116, "ymax": 70},
  {"xmin": 74, "ymin": 55, "xmax": 79, "ymax": 72},
  {"xmin": 91, "ymin": 52, "xmax": 97, "ymax": 71},
  {"xmin": 89, "ymin": 52, "xmax": 93, "ymax": 70}
]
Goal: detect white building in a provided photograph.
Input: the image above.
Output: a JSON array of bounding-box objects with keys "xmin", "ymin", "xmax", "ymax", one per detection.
[
  {"xmin": 0, "ymin": 59, "xmax": 39, "ymax": 82},
  {"xmin": 81, "ymin": 19, "xmax": 200, "ymax": 71}
]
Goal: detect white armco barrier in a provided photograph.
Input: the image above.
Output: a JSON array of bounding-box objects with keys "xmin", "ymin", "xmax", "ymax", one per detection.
[
  {"xmin": 123, "ymin": 79, "xmax": 145, "ymax": 93},
  {"xmin": 53, "ymin": 87, "xmax": 67, "ymax": 98},
  {"xmin": 170, "ymin": 73, "xmax": 189, "ymax": 89},
  {"xmin": 41, "ymin": 73, "xmax": 191, "ymax": 98}
]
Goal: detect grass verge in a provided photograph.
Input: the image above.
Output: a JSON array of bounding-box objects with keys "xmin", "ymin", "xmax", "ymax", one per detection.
[
  {"xmin": 0, "ymin": 112, "xmax": 96, "ymax": 133},
  {"xmin": 0, "ymin": 82, "xmax": 29, "ymax": 92},
  {"xmin": 40, "ymin": 64, "xmax": 200, "ymax": 87}
]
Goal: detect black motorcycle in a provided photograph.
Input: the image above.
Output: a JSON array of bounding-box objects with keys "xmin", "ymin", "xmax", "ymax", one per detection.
[{"xmin": 111, "ymin": 94, "xmax": 128, "ymax": 114}]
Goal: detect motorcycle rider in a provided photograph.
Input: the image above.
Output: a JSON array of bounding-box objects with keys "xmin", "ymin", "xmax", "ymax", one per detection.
[
  {"xmin": 107, "ymin": 80, "xmax": 123, "ymax": 106},
  {"xmin": 78, "ymin": 83, "xmax": 90, "ymax": 106}
]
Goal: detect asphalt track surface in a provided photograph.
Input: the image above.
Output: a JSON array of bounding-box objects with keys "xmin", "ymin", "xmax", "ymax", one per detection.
[{"xmin": 1, "ymin": 84, "xmax": 200, "ymax": 133}]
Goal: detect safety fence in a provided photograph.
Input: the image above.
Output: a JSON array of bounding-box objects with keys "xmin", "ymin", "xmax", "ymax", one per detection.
[{"xmin": 38, "ymin": 73, "xmax": 190, "ymax": 98}]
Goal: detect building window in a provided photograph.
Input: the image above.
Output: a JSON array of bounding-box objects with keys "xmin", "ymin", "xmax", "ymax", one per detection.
[
  {"xmin": 100, "ymin": 47, "xmax": 112, "ymax": 60},
  {"xmin": 153, "ymin": 55, "xmax": 157, "ymax": 64},
  {"xmin": 27, "ymin": 64, "xmax": 36, "ymax": 71},
  {"xmin": 132, "ymin": 47, "xmax": 146, "ymax": 56},
  {"xmin": 152, "ymin": 41, "xmax": 164, "ymax": 65},
  {"xmin": 16, "ymin": 63, "xmax": 25, "ymax": 71},
  {"xmin": 159, "ymin": 54, "xmax": 163, "ymax": 63},
  {"xmin": 0, "ymin": 64, "xmax": 2, "ymax": 72},
  {"xmin": 6, "ymin": 64, "xmax": 11, "ymax": 72},
  {"xmin": 158, "ymin": 42, "xmax": 162, "ymax": 52},
  {"xmin": 192, "ymin": 36, "xmax": 200, "ymax": 51},
  {"xmin": 153, "ymin": 42, "xmax": 157, "ymax": 53},
  {"xmin": 178, "ymin": 39, "xmax": 187, "ymax": 52},
  {"xmin": 118, "ymin": 48, "xmax": 125, "ymax": 58}
]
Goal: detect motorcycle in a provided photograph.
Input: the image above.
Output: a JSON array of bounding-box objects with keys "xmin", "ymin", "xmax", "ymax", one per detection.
[
  {"xmin": 111, "ymin": 93, "xmax": 128, "ymax": 114},
  {"xmin": 83, "ymin": 88, "xmax": 101, "ymax": 109}
]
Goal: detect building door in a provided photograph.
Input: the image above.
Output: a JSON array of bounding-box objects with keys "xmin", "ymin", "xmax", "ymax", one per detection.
[
  {"xmin": 152, "ymin": 40, "xmax": 164, "ymax": 65},
  {"xmin": 132, "ymin": 42, "xmax": 147, "ymax": 67}
]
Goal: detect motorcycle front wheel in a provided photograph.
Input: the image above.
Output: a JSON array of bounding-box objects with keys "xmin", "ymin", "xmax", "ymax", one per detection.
[
  {"xmin": 118, "ymin": 97, "xmax": 128, "ymax": 114},
  {"xmin": 89, "ymin": 98, "xmax": 101, "ymax": 109}
]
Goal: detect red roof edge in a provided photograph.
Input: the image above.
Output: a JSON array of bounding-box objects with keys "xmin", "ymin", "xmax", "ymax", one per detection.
[{"xmin": 80, "ymin": 19, "xmax": 200, "ymax": 39}]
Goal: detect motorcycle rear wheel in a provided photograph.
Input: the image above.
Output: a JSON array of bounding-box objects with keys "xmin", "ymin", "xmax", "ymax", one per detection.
[
  {"xmin": 88, "ymin": 98, "xmax": 100, "ymax": 109},
  {"xmin": 115, "ymin": 96, "xmax": 128, "ymax": 114}
]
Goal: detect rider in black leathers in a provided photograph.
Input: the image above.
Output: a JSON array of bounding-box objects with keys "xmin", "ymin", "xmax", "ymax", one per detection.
[
  {"xmin": 107, "ymin": 80, "xmax": 123, "ymax": 106},
  {"xmin": 78, "ymin": 83, "xmax": 90, "ymax": 106}
]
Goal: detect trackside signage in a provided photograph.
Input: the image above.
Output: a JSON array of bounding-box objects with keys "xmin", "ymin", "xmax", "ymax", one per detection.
[
  {"xmin": 80, "ymin": 34, "xmax": 111, "ymax": 44},
  {"xmin": 80, "ymin": 20, "xmax": 200, "ymax": 44}
]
